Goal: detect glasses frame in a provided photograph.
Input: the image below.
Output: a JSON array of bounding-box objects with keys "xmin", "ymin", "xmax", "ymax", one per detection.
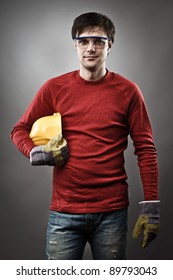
[{"xmin": 74, "ymin": 36, "xmax": 110, "ymax": 49}]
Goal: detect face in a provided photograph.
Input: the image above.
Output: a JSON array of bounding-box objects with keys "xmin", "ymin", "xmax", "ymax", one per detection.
[{"xmin": 74, "ymin": 27, "xmax": 112, "ymax": 72}]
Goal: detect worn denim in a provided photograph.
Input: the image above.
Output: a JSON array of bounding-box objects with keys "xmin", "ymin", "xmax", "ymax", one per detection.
[{"xmin": 46, "ymin": 208, "xmax": 128, "ymax": 260}]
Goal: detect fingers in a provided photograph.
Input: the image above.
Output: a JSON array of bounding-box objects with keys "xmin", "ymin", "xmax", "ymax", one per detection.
[
  {"xmin": 49, "ymin": 134, "xmax": 63, "ymax": 146},
  {"xmin": 132, "ymin": 215, "xmax": 148, "ymax": 239},
  {"xmin": 132, "ymin": 216, "xmax": 160, "ymax": 249},
  {"xmin": 44, "ymin": 134, "xmax": 63, "ymax": 151},
  {"xmin": 141, "ymin": 224, "xmax": 160, "ymax": 248},
  {"xmin": 141, "ymin": 231, "xmax": 157, "ymax": 248}
]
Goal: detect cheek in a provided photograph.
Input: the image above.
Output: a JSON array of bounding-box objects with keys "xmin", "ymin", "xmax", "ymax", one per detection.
[
  {"xmin": 76, "ymin": 49, "xmax": 83, "ymax": 60},
  {"xmin": 101, "ymin": 49, "xmax": 109, "ymax": 59}
]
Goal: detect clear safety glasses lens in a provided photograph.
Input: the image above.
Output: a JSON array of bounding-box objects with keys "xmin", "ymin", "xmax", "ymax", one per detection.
[{"xmin": 74, "ymin": 36, "xmax": 109, "ymax": 49}]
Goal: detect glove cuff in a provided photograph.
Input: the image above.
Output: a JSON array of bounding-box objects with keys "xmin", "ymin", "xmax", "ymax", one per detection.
[
  {"xmin": 139, "ymin": 200, "xmax": 160, "ymax": 204},
  {"xmin": 139, "ymin": 200, "xmax": 160, "ymax": 217},
  {"xmin": 30, "ymin": 145, "xmax": 56, "ymax": 166}
]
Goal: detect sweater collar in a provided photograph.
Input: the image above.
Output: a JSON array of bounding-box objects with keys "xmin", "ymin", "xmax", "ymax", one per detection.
[{"xmin": 74, "ymin": 69, "xmax": 112, "ymax": 86}]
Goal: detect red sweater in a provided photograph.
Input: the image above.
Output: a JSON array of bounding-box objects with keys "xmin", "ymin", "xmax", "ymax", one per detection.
[{"xmin": 11, "ymin": 70, "xmax": 158, "ymax": 213}]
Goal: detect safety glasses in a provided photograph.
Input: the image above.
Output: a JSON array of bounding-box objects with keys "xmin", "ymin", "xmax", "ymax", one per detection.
[{"xmin": 74, "ymin": 36, "xmax": 110, "ymax": 49}]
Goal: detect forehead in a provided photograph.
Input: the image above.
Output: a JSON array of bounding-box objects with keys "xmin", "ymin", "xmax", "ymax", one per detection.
[{"xmin": 78, "ymin": 27, "xmax": 107, "ymax": 37}]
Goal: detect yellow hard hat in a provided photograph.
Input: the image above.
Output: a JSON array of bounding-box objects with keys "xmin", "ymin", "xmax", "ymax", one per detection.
[{"xmin": 29, "ymin": 113, "xmax": 62, "ymax": 146}]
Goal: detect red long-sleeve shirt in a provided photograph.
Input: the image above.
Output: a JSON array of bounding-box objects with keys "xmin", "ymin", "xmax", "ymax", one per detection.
[{"xmin": 11, "ymin": 70, "xmax": 158, "ymax": 213}]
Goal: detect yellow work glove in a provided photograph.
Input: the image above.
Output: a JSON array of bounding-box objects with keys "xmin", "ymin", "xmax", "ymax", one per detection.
[
  {"xmin": 132, "ymin": 201, "xmax": 160, "ymax": 248},
  {"xmin": 30, "ymin": 134, "xmax": 68, "ymax": 167}
]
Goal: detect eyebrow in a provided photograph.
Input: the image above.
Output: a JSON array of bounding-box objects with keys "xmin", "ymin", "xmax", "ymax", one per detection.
[{"xmin": 74, "ymin": 36, "xmax": 108, "ymax": 40}]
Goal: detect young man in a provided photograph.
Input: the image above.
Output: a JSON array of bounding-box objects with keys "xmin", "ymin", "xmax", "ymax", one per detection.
[{"xmin": 11, "ymin": 12, "xmax": 160, "ymax": 260}]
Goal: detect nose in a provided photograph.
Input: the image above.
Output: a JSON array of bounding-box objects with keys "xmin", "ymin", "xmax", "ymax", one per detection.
[{"xmin": 86, "ymin": 41, "xmax": 96, "ymax": 52}]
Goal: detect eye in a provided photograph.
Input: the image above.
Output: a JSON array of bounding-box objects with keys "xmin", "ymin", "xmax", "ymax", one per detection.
[
  {"xmin": 78, "ymin": 39, "xmax": 88, "ymax": 45},
  {"xmin": 94, "ymin": 39, "xmax": 105, "ymax": 46}
]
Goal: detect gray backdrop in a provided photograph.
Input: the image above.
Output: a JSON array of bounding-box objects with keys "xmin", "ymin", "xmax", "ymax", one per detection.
[{"xmin": 0, "ymin": 0, "xmax": 172, "ymax": 259}]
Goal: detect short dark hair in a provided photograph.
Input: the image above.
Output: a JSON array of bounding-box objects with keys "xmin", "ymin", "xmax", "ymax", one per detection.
[{"xmin": 71, "ymin": 12, "xmax": 115, "ymax": 43}]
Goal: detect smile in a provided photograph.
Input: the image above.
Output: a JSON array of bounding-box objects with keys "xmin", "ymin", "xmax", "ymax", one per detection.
[{"xmin": 84, "ymin": 56, "xmax": 98, "ymax": 59}]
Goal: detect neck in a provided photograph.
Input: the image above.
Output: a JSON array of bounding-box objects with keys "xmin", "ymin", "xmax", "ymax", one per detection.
[{"xmin": 79, "ymin": 66, "xmax": 107, "ymax": 81}]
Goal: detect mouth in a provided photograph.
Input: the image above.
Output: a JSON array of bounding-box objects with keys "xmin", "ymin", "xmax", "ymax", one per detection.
[{"xmin": 84, "ymin": 56, "xmax": 98, "ymax": 59}]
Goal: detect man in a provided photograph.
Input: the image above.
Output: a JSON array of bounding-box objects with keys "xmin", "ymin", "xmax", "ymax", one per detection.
[{"xmin": 11, "ymin": 12, "xmax": 160, "ymax": 260}]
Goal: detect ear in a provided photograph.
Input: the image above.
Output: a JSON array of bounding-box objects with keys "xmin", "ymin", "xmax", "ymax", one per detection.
[
  {"xmin": 74, "ymin": 39, "xmax": 78, "ymax": 50},
  {"xmin": 107, "ymin": 41, "xmax": 113, "ymax": 55},
  {"xmin": 107, "ymin": 41, "xmax": 113, "ymax": 54}
]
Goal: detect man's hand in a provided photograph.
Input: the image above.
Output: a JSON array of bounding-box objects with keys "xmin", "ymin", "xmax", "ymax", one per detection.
[
  {"xmin": 132, "ymin": 201, "xmax": 160, "ymax": 248},
  {"xmin": 30, "ymin": 134, "xmax": 68, "ymax": 166}
]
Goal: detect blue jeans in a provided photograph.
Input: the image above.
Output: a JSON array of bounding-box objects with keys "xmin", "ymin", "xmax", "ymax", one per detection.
[{"xmin": 46, "ymin": 208, "xmax": 128, "ymax": 260}]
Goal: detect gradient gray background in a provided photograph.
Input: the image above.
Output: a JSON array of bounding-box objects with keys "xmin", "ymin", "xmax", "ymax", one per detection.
[{"xmin": 0, "ymin": 0, "xmax": 172, "ymax": 259}]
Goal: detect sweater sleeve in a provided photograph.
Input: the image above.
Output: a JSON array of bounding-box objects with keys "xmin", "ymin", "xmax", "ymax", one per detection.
[
  {"xmin": 10, "ymin": 82, "xmax": 54, "ymax": 158},
  {"xmin": 127, "ymin": 84, "xmax": 158, "ymax": 200}
]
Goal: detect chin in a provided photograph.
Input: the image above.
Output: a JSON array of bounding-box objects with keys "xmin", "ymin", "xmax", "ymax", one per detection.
[{"xmin": 84, "ymin": 63, "xmax": 98, "ymax": 71}]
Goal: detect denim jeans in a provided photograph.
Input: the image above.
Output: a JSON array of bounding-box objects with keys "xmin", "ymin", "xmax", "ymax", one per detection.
[{"xmin": 46, "ymin": 208, "xmax": 128, "ymax": 260}]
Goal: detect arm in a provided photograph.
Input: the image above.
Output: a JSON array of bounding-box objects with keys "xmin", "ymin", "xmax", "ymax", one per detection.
[
  {"xmin": 127, "ymin": 84, "xmax": 158, "ymax": 200},
  {"xmin": 10, "ymin": 82, "xmax": 54, "ymax": 158},
  {"xmin": 127, "ymin": 84, "xmax": 160, "ymax": 248},
  {"xmin": 11, "ymin": 81, "xmax": 68, "ymax": 166}
]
